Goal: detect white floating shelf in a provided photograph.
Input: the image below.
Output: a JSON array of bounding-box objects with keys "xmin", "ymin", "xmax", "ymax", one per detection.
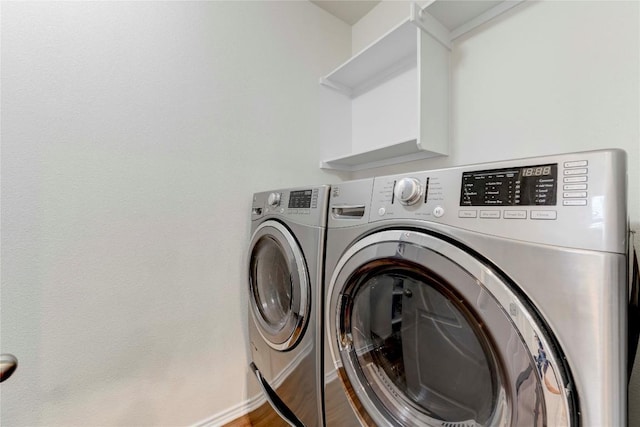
[
  {"xmin": 320, "ymin": 20, "xmax": 417, "ymax": 98},
  {"xmin": 422, "ymin": 0, "xmax": 525, "ymax": 45},
  {"xmin": 321, "ymin": 139, "xmax": 444, "ymax": 172},
  {"xmin": 319, "ymin": 1, "xmax": 526, "ymax": 171}
]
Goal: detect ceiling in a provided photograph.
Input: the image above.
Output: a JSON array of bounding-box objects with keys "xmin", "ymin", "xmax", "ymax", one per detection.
[{"xmin": 310, "ymin": 1, "xmax": 381, "ymax": 25}]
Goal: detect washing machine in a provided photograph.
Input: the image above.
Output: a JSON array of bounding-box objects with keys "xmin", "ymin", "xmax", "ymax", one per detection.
[
  {"xmin": 248, "ymin": 185, "xmax": 329, "ymax": 427},
  {"xmin": 323, "ymin": 149, "xmax": 630, "ymax": 426}
]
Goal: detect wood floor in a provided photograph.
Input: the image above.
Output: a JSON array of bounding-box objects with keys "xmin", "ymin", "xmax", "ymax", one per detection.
[
  {"xmin": 223, "ymin": 371, "xmax": 363, "ymax": 427},
  {"xmin": 223, "ymin": 351, "xmax": 315, "ymax": 427},
  {"xmin": 222, "ymin": 400, "xmax": 287, "ymax": 427}
]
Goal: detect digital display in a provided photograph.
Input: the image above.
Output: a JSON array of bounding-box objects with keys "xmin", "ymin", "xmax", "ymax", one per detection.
[
  {"xmin": 289, "ymin": 190, "xmax": 313, "ymax": 209},
  {"xmin": 460, "ymin": 163, "xmax": 557, "ymax": 206},
  {"xmin": 521, "ymin": 165, "xmax": 553, "ymax": 177}
]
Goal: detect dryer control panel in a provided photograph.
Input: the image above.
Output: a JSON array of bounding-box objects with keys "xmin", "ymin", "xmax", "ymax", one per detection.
[
  {"xmin": 331, "ymin": 149, "xmax": 626, "ymax": 253},
  {"xmin": 460, "ymin": 163, "xmax": 558, "ymax": 207}
]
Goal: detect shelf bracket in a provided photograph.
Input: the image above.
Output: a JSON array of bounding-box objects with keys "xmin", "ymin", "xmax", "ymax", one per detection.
[{"xmin": 410, "ymin": 2, "xmax": 452, "ymax": 51}]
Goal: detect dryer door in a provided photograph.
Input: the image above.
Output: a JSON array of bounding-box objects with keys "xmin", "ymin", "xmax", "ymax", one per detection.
[
  {"xmin": 249, "ymin": 221, "xmax": 309, "ymax": 351},
  {"xmin": 327, "ymin": 230, "xmax": 577, "ymax": 427}
]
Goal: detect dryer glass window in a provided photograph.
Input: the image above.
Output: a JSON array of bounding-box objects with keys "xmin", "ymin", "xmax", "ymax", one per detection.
[
  {"xmin": 346, "ymin": 269, "xmax": 500, "ymax": 426},
  {"xmin": 251, "ymin": 236, "xmax": 292, "ymax": 331}
]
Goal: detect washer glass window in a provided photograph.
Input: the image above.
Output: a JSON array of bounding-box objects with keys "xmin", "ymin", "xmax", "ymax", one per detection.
[
  {"xmin": 249, "ymin": 221, "xmax": 309, "ymax": 350},
  {"xmin": 252, "ymin": 236, "xmax": 292, "ymax": 330}
]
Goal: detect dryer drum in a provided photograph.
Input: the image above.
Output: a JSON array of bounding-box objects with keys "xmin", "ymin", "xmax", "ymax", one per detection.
[{"xmin": 326, "ymin": 230, "xmax": 577, "ymax": 427}]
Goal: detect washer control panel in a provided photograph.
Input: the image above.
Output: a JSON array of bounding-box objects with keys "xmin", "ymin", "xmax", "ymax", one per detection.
[
  {"xmin": 366, "ymin": 149, "xmax": 626, "ymax": 253},
  {"xmin": 252, "ymin": 186, "xmax": 329, "ymax": 227}
]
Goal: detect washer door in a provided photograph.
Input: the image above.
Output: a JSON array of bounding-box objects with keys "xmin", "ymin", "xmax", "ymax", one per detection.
[
  {"xmin": 327, "ymin": 230, "xmax": 576, "ymax": 426},
  {"xmin": 249, "ymin": 221, "xmax": 309, "ymax": 351}
]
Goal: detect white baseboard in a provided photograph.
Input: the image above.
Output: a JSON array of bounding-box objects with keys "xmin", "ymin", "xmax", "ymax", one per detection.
[
  {"xmin": 193, "ymin": 393, "xmax": 266, "ymax": 427},
  {"xmin": 194, "ymin": 343, "xmax": 314, "ymax": 426}
]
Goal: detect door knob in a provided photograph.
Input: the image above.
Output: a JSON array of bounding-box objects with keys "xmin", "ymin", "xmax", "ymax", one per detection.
[{"xmin": 0, "ymin": 354, "xmax": 18, "ymax": 382}]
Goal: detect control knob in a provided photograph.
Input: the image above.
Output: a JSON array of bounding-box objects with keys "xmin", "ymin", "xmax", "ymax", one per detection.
[
  {"xmin": 267, "ymin": 192, "xmax": 281, "ymax": 207},
  {"xmin": 394, "ymin": 177, "xmax": 422, "ymax": 206}
]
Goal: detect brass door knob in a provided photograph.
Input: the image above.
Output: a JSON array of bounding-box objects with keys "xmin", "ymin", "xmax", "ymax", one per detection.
[{"xmin": 0, "ymin": 354, "xmax": 18, "ymax": 383}]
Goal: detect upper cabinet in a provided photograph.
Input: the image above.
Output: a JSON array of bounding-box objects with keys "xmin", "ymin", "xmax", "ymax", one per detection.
[{"xmin": 319, "ymin": 1, "xmax": 525, "ymax": 171}]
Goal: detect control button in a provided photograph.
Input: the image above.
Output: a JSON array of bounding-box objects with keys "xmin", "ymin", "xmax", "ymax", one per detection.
[
  {"xmin": 267, "ymin": 192, "xmax": 281, "ymax": 207},
  {"xmin": 288, "ymin": 209, "xmax": 298, "ymax": 214},
  {"xmin": 563, "ymin": 192, "xmax": 587, "ymax": 198},
  {"xmin": 458, "ymin": 210, "xmax": 477, "ymax": 218},
  {"xmin": 531, "ymin": 210, "xmax": 557, "ymax": 220},
  {"xmin": 564, "ymin": 168, "xmax": 588, "ymax": 175},
  {"xmin": 564, "ymin": 160, "xmax": 588, "ymax": 168},
  {"xmin": 299, "ymin": 209, "xmax": 310, "ymax": 215},
  {"xmin": 504, "ymin": 210, "xmax": 527, "ymax": 219},
  {"xmin": 279, "ymin": 208, "xmax": 285, "ymax": 214},
  {"xmin": 480, "ymin": 211, "xmax": 500, "ymax": 219},
  {"xmin": 564, "ymin": 176, "xmax": 587, "ymax": 182},
  {"xmin": 564, "ymin": 176, "xmax": 587, "ymax": 183},
  {"xmin": 563, "ymin": 184, "xmax": 587, "ymax": 191},
  {"xmin": 433, "ymin": 206, "xmax": 445, "ymax": 218},
  {"xmin": 563, "ymin": 200, "xmax": 587, "ymax": 206},
  {"xmin": 378, "ymin": 207, "xmax": 386, "ymax": 216},
  {"xmin": 394, "ymin": 177, "xmax": 423, "ymax": 206}
]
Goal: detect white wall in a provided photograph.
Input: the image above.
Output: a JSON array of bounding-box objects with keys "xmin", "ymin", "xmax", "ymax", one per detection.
[
  {"xmin": 0, "ymin": 2, "xmax": 349, "ymax": 425},
  {"xmin": 351, "ymin": 0, "xmax": 640, "ymax": 425}
]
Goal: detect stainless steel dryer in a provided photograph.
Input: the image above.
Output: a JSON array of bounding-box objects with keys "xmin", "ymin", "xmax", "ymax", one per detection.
[
  {"xmin": 323, "ymin": 149, "xmax": 629, "ymax": 426},
  {"xmin": 248, "ymin": 186, "xmax": 329, "ymax": 427}
]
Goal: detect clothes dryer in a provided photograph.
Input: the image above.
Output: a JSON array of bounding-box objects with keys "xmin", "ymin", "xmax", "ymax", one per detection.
[
  {"xmin": 323, "ymin": 149, "xmax": 630, "ymax": 426},
  {"xmin": 248, "ymin": 186, "xmax": 329, "ymax": 427}
]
